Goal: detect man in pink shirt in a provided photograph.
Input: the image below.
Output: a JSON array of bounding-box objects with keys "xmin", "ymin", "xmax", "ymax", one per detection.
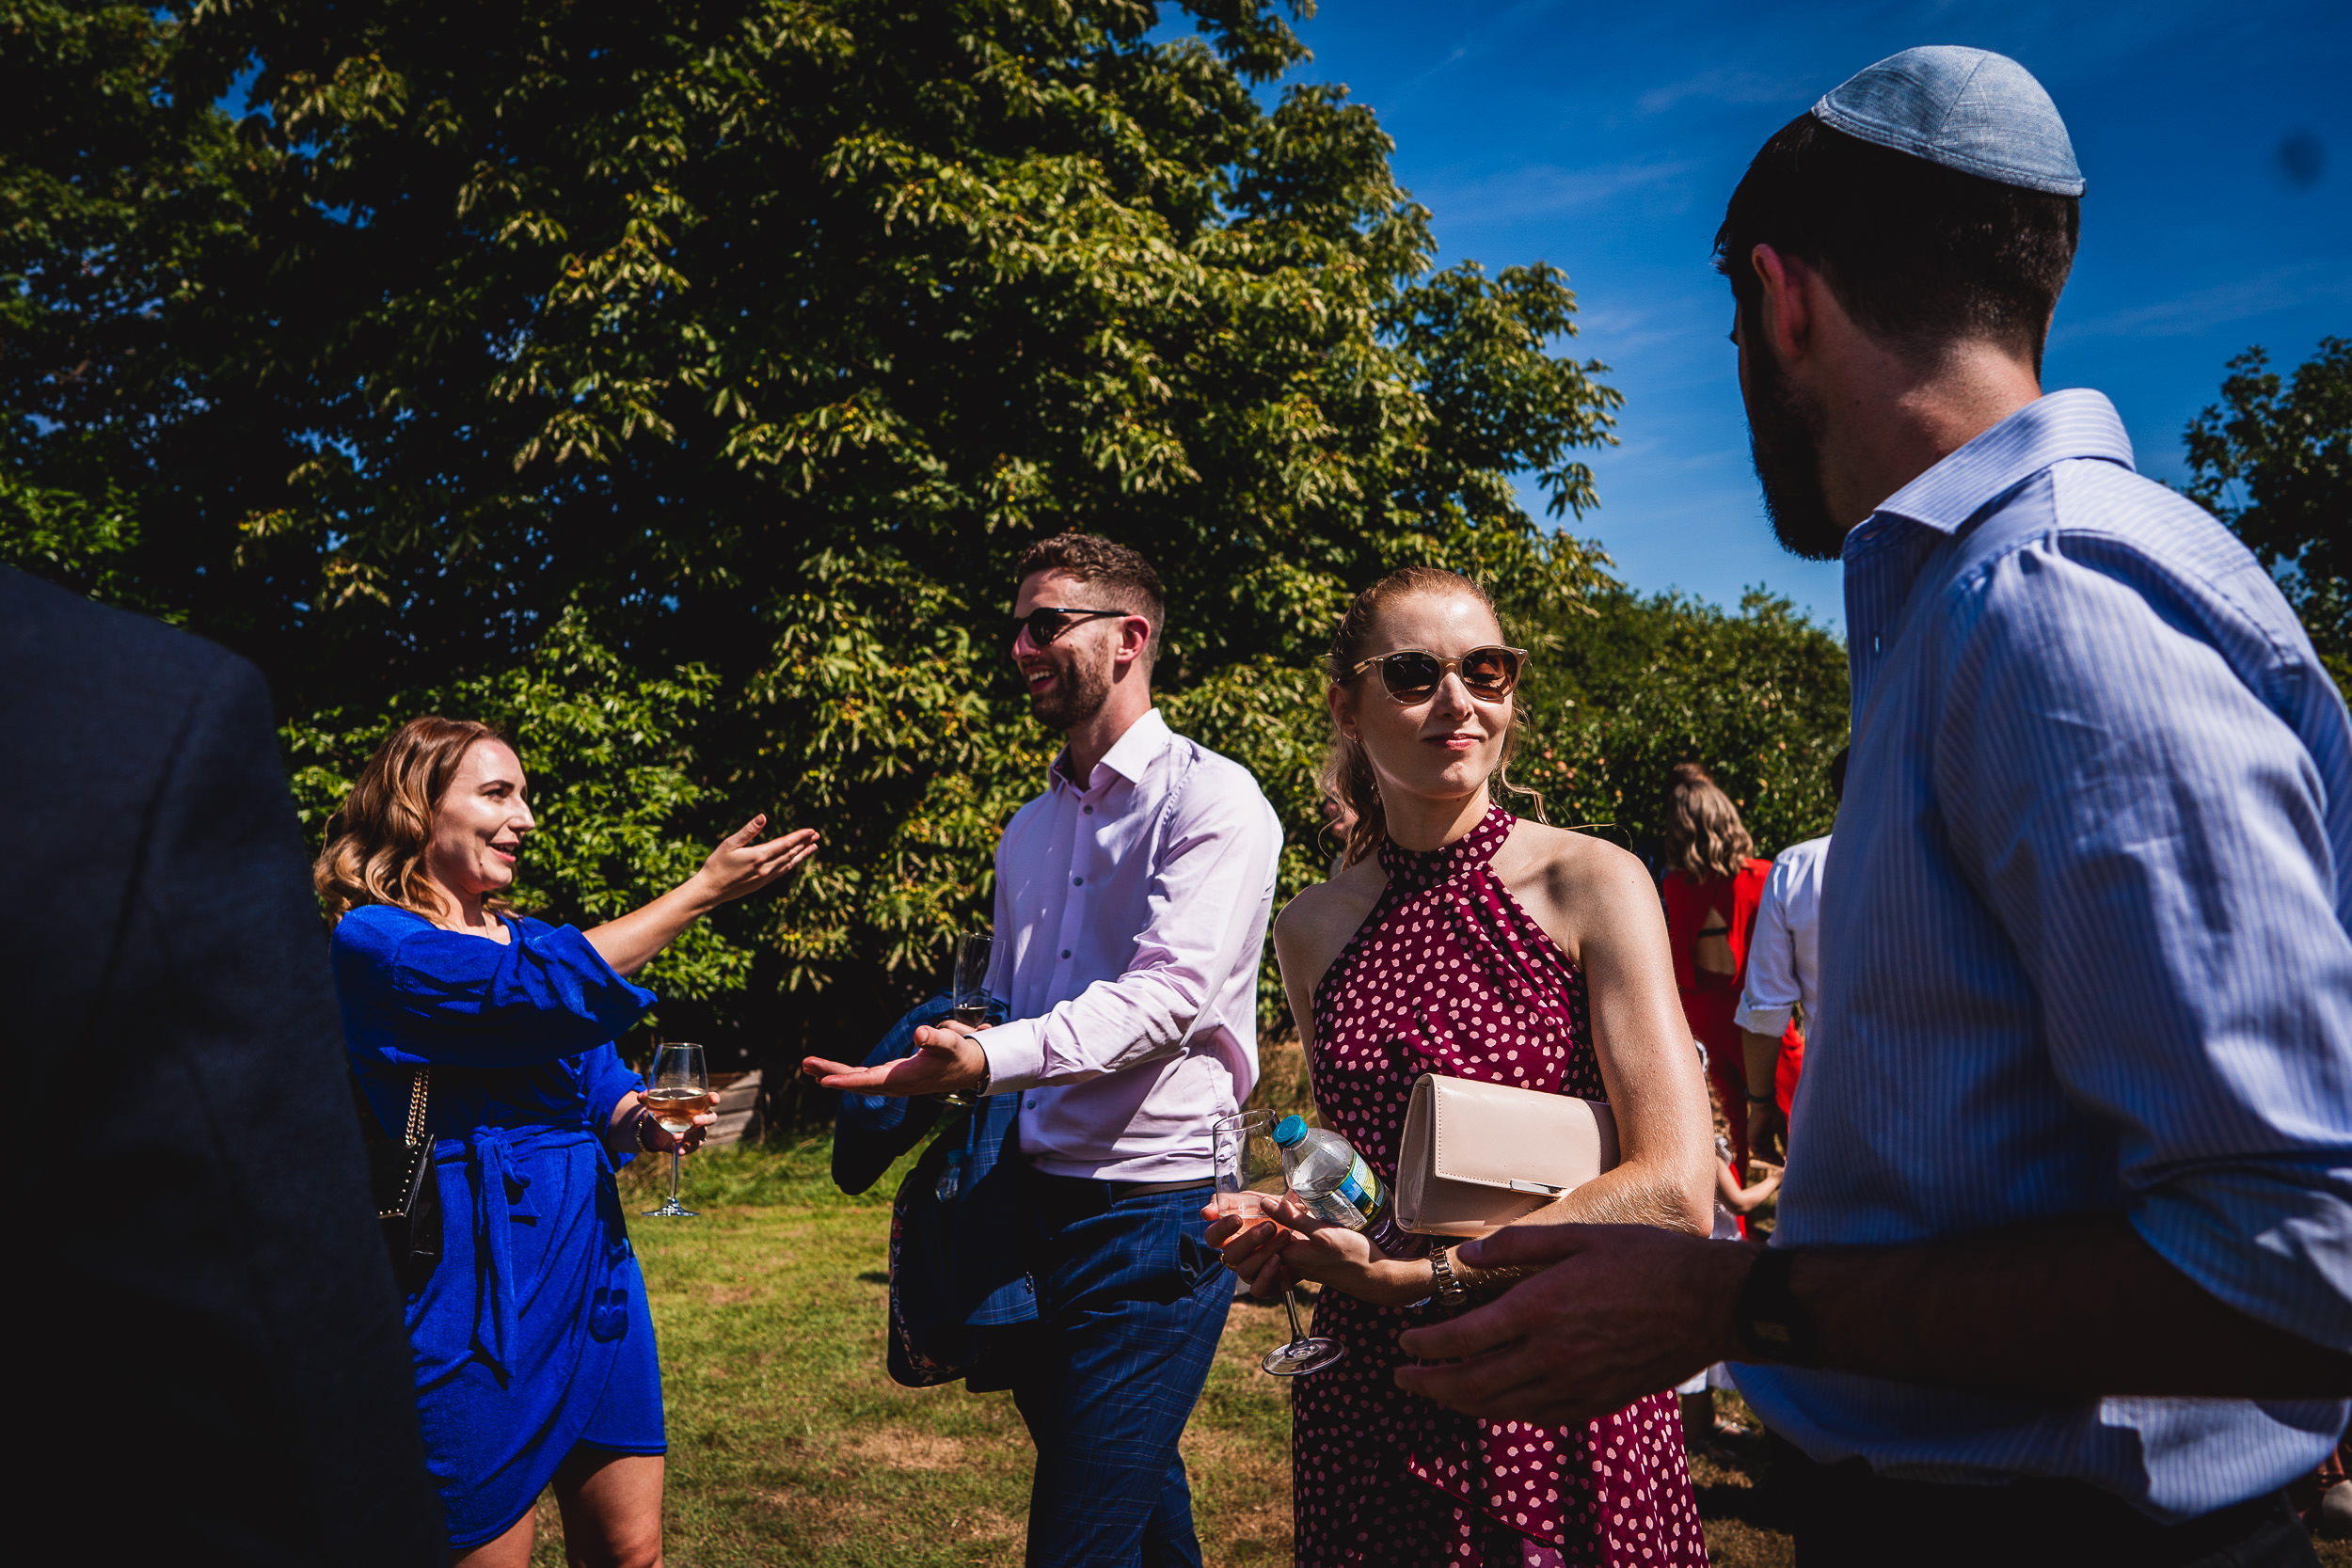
[{"xmin": 808, "ymin": 533, "xmax": 1282, "ymax": 1567}]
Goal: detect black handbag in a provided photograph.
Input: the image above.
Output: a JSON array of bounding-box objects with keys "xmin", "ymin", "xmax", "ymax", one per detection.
[{"xmin": 358, "ymin": 1067, "xmax": 441, "ymax": 1293}]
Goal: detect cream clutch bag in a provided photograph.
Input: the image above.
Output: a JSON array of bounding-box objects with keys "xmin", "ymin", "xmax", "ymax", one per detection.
[{"xmin": 1393, "ymin": 1072, "xmax": 1620, "ymax": 1237}]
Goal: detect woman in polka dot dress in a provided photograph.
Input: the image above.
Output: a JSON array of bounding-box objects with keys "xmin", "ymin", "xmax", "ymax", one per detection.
[{"xmin": 1210, "ymin": 567, "xmax": 1718, "ymax": 1567}]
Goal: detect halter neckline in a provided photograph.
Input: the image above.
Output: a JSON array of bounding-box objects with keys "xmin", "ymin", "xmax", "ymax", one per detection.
[{"xmin": 1377, "ymin": 803, "xmax": 1515, "ymax": 892}]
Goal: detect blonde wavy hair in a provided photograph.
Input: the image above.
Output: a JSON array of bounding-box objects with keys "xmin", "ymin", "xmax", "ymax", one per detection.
[
  {"xmin": 313, "ymin": 716, "xmax": 514, "ymax": 927},
  {"xmin": 1662, "ymin": 762, "xmax": 1754, "ymax": 881}
]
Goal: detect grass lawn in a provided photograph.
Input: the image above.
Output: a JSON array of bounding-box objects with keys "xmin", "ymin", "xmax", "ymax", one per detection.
[
  {"xmin": 527, "ymin": 1137, "xmax": 1300, "ymax": 1566},
  {"xmin": 529, "ymin": 1133, "xmax": 1798, "ymax": 1567},
  {"xmin": 524, "ymin": 1132, "xmax": 2342, "ymax": 1567}
]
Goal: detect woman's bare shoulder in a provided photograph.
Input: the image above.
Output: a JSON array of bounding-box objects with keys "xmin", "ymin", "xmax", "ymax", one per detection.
[
  {"xmin": 1275, "ymin": 858, "xmax": 1386, "ymax": 977},
  {"xmin": 1500, "ymin": 818, "xmax": 1647, "ymax": 887},
  {"xmin": 1496, "ymin": 819, "xmax": 1661, "ymax": 952}
]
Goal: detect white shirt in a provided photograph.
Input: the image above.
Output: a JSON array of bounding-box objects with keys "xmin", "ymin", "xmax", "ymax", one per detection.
[
  {"xmin": 977, "ymin": 707, "xmax": 1283, "ymax": 1181},
  {"xmin": 1734, "ymin": 833, "xmax": 1830, "ymax": 1038}
]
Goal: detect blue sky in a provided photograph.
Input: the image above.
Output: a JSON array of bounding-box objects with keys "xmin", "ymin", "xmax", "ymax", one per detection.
[{"xmin": 1261, "ymin": 0, "xmax": 2351, "ymax": 631}]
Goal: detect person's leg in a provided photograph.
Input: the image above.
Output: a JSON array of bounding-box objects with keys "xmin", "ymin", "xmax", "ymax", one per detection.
[
  {"xmin": 549, "ymin": 1449, "xmax": 665, "ymax": 1568},
  {"xmin": 1012, "ymin": 1179, "xmax": 1232, "ymax": 1568},
  {"xmin": 451, "ymin": 1510, "xmax": 535, "ymax": 1568}
]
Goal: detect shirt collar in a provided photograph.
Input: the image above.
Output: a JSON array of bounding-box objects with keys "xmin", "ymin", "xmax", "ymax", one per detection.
[
  {"xmin": 1865, "ymin": 388, "xmax": 2135, "ymax": 539},
  {"xmin": 1051, "ymin": 705, "xmax": 1170, "ymax": 794}
]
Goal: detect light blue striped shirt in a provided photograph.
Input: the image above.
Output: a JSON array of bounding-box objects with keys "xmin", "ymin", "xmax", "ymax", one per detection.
[{"xmin": 1733, "ymin": 389, "xmax": 2352, "ymax": 1521}]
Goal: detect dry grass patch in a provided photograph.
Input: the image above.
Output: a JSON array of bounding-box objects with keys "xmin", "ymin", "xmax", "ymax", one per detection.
[{"xmin": 841, "ymin": 1429, "xmax": 971, "ymax": 1472}]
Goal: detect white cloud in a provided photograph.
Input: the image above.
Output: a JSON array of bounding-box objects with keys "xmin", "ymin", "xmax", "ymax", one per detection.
[
  {"xmin": 1637, "ymin": 66, "xmax": 1815, "ymax": 116},
  {"xmin": 1416, "ymin": 156, "xmax": 1700, "ymax": 229},
  {"xmin": 2054, "ymin": 261, "xmax": 2352, "ymax": 341}
]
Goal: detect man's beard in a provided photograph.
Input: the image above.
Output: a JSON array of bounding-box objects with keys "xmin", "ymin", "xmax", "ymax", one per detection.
[
  {"xmin": 1744, "ymin": 324, "xmax": 1846, "ymax": 562},
  {"xmin": 1028, "ymin": 648, "xmax": 1114, "ymax": 729}
]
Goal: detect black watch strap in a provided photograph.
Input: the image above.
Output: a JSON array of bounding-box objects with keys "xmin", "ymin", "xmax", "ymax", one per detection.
[{"xmin": 1732, "ymin": 1244, "xmax": 1817, "ymax": 1365}]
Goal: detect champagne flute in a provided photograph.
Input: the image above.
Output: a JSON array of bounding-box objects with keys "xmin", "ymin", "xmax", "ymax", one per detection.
[
  {"xmin": 939, "ymin": 932, "xmax": 992, "ymax": 1110},
  {"xmin": 1211, "ymin": 1109, "xmax": 1346, "ymax": 1376},
  {"xmin": 640, "ymin": 1041, "xmax": 713, "ymax": 1218}
]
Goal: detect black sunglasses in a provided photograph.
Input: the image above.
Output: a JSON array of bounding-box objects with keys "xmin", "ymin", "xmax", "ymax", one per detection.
[
  {"xmin": 1347, "ymin": 646, "xmax": 1528, "ymax": 702},
  {"xmin": 1009, "ymin": 606, "xmax": 1129, "ymax": 647}
]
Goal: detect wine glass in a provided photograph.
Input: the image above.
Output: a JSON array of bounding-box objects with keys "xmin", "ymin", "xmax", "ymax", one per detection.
[
  {"xmin": 939, "ymin": 932, "xmax": 992, "ymax": 1110},
  {"xmin": 1211, "ymin": 1109, "xmax": 1347, "ymax": 1377},
  {"xmin": 640, "ymin": 1041, "xmax": 711, "ymax": 1218}
]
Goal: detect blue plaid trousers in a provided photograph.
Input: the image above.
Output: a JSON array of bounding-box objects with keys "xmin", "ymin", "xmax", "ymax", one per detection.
[{"xmin": 987, "ymin": 1168, "xmax": 1233, "ymax": 1568}]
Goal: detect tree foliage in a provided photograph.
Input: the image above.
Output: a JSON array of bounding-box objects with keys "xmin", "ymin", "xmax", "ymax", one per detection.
[
  {"xmin": 5, "ymin": 0, "xmax": 1640, "ymax": 1089},
  {"xmin": 1509, "ymin": 585, "xmax": 1849, "ymax": 866},
  {"xmin": 2183, "ymin": 336, "xmax": 2350, "ymax": 694}
]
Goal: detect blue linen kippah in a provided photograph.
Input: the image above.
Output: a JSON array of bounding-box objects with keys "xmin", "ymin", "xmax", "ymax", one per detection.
[{"xmin": 1813, "ymin": 46, "xmax": 2085, "ymax": 197}]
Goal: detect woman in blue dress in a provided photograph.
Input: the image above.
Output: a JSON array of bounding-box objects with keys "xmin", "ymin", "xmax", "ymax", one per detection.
[{"xmin": 316, "ymin": 716, "xmax": 818, "ymax": 1567}]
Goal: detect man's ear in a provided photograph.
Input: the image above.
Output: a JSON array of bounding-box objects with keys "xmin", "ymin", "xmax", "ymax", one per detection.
[
  {"xmin": 1112, "ymin": 613, "xmax": 1153, "ymax": 670},
  {"xmin": 1749, "ymin": 244, "xmax": 1813, "ymax": 364}
]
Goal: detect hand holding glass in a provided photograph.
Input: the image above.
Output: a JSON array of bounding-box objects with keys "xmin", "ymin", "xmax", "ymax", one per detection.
[
  {"xmin": 641, "ymin": 1042, "xmax": 712, "ymax": 1218},
  {"xmin": 940, "ymin": 932, "xmax": 992, "ymax": 1109},
  {"xmin": 1211, "ymin": 1110, "xmax": 1346, "ymax": 1376}
]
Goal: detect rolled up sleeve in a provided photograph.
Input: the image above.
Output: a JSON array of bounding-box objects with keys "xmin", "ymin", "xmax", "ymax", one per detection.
[{"xmin": 1944, "ymin": 538, "xmax": 2352, "ymax": 1352}]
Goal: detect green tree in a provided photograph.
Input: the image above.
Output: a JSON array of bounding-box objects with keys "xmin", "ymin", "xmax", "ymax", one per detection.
[
  {"xmin": 2183, "ymin": 336, "xmax": 2350, "ymax": 694},
  {"xmin": 1510, "ymin": 585, "xmax": 1850, "ymax": 865},
  {"xmin": 4, "ymin": 0, "xmax": 1626, "ymax": 1103}
]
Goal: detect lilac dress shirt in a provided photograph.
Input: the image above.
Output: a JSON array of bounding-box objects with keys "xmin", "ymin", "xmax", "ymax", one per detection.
[{"xmin": 977, "ymin": 707, "xmax": 1283, "ymax": 1181}]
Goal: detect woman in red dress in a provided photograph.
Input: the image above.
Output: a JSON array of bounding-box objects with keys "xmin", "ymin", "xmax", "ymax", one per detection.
[
  {"xmin": 1659, "ymin": 764, "xmax": 1798, "ymax": 1174},
  {"xmin": 1212, "ymin": 567, "xmax": 1717, "ymax": 1567}
]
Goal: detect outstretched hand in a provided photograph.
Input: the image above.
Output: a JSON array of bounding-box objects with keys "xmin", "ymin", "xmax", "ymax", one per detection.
[
  {"xmin": 803, "ymin": 1022, "xmax": 989, "ymax": 1097},
  {"xmin": 1391, "ymin": 1223, "xmax": 1754, "ymax": 1427},
  {"xmin": 692, "ymin": 816, "xmax": 819, "ymax": 908}
]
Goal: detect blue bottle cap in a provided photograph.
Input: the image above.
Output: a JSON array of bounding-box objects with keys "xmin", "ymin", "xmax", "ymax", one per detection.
[{"xmin": 1272, "ymin": 1115, "xmax": 1307, "ymax": 1146}]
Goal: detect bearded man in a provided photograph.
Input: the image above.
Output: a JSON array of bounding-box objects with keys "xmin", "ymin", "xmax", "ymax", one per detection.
[
  {"xmin": 807, "ymin": 532, "xmax": 1282, "ymax": 1568},
  {"xmin": 1391, "ymin": 47, "xmax": 2351, "ymax": 1568}
]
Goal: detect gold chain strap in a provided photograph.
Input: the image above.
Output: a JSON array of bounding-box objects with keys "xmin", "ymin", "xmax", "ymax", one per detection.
[{"xmin": 404, "ymin": 1066, "xmax": 431, "ymax": 1144}]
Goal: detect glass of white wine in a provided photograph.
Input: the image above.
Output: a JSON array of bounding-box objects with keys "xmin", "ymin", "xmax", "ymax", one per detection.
[
  {"xmin": 939, "ymin": 932, "xmax": 992, "ymax": 1110},
  {"xmin": 640, "ymin": 1041, "xmax": 713, "ymax": 1219},
  {"xmin": 1211, "ymin": 1109, "xmax": 1346, "ymax": 1376}
]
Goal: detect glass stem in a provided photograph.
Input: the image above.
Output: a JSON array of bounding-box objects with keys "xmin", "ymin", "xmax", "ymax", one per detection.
[
  {"xmin": 669, "ymin": 1146, "xmax": 682, "ymax": 1207},
  {"xmin": 1281, "ymin": 1287, "xmax": 1309, "ymax": 1343}
]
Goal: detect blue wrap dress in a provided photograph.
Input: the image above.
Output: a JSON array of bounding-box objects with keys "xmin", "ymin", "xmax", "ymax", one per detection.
[{"xmin": 333, "ymin": 904, "xmax": 664, "ymax": 1549}]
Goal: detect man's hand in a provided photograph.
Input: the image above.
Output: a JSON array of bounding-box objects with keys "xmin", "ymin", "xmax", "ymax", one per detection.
[
  {"xmin": 1392, "ymin": 1224, "xmax": 1755, "ymax": 1427},
  {"xmin": 802, "ymin": 1022, "xmax": 988, "ymax": 1097}
]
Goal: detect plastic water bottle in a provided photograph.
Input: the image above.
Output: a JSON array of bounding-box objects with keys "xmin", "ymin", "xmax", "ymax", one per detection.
[{"xmin": 1272, "ymin": 1116, "xmax": 1388, "ymax": 1232}]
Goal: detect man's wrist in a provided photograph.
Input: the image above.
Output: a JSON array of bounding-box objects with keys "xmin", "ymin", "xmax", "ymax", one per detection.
[{"xmin": 1731, "ymin": 1243, "xmax": 1819, "ymax": 1365}]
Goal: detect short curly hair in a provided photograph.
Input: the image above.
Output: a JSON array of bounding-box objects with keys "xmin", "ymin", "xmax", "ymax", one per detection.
[{"xmin": 1013, "ymin": 532, "xmax": 1167, "ymax": 664}]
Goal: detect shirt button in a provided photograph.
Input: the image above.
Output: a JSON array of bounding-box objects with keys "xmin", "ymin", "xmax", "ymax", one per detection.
[
  {"xmin": 1083, "ymin": 805, "xmax": 1093, "ymax": 815},
  {"xmin": 1025, "ymin": 1099, "xmax": 1037, "ymax": 1109},
  {"xmin": 1073, "ymin": 876, "xmax": 1083, "ymax": 886},
  {"xmin": 1060, "ymin": 949, "xmax": 1071, "ymax": 959}
]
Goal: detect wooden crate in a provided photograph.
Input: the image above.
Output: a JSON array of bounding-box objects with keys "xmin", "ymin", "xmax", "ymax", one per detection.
[{"xmin": 703, "ymin": 1069, "xmax": 763, "ymax": 1148}]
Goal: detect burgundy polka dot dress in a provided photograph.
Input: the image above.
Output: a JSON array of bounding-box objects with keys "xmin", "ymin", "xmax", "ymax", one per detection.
[{"xmin": 1291, "ymin": 806, "xmax": 1708, "ymax": 1568}]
